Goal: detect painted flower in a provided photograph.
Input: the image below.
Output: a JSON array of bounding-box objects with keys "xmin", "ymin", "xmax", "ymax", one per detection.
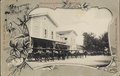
[{"xmin": 8, "ymin": 58, "xmax": 23, "ymax": 66}]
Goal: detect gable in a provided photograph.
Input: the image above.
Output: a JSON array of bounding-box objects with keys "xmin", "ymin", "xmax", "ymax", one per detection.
[
  {"xmin": 42, "ymin": 15, "xmax": 58, "ymax": 28},
  {"xmin": 29, "ymin": 14, "xmax": 58, "ymax": 27}
]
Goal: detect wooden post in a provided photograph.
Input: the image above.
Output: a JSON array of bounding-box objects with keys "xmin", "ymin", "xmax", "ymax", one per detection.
[{"xmin": 52, "ymin": 42, "xmax": 56, "ymax": 61}]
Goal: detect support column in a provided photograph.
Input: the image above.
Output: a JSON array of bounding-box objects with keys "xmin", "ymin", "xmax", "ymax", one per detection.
[{"xmin": 52, "ymin": 42, "xmax": 56, "ymax": 61}]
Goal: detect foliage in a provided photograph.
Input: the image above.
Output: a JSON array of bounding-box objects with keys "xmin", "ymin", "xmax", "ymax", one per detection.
[
  {"xmin": 62, "ymin": 0, "xmax": 89, "ymax": 10},
  {"xmin": 5, "ymin": 3, "xmax": 33, "ymax": 76},
  {"xmin": 81, "ymin": 32, "xmax": 110, "ymax": 55}
]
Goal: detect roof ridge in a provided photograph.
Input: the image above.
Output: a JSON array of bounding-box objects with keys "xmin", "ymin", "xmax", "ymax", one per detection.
[
  {"xmin": 57, "ymin": 30, "xmax": 77, "ymax": 36},
  {"xmin": 57, "ymin": 30, "xmax": 74, "ymax": 32}
]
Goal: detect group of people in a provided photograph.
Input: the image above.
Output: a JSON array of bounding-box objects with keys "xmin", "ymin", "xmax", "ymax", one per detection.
[{"xmin": 27, "ymin": 49, "xmax": 88, "ymax": 62}]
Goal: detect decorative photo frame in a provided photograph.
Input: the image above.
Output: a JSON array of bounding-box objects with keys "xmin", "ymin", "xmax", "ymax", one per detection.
[{"xmin": 1, "ymin": 0, "xmax": 120, "ymax": 76}]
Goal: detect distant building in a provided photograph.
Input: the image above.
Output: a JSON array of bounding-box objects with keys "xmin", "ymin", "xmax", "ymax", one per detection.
[
  {"xmin": 76, "ymin": 45, "xmax": 81, "ymax": 50},
  {"xmin": 76, "ymin": 45, "xmax": 84, "ymax": 53},
  {"xmin": 57, "ymin": 30, "xmax": 77, "ymax": 50}
]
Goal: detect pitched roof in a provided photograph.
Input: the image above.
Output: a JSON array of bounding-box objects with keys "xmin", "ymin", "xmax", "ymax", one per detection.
[
  {"xmin": 57, "ymin": 30, "xmax": 78, "ymax": 36},
  {"xmin": 29, "ymin": 8, "xmax": 58, "ymax": 27},
  {"xmin": 29, "ymin": 14, "xmax": 58, "ymax": 27}
]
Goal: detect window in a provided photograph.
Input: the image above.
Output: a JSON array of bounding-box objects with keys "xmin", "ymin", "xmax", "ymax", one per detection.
[
  {"xmin": 60, "ymin": 34, "xmax": 63, "ymax": 35},
  {"xmin": 65, "ymin": 38, "xmax": 67, "ymax": 40},
  {"xmin": 44, "ymin": 29, "xmax": 47, "ymax": 38},
  {"xmin": 51, "ymin": 31, "xmax": 53, "ymax": 39}
]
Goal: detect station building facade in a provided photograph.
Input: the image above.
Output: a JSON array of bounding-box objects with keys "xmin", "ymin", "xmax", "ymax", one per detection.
[{"xmin": 27, "ymin": 9, "xmax": 78, "ymax": 51}]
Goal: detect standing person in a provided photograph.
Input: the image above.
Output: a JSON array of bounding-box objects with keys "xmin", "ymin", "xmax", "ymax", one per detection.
[
  {"xmin": 66, "ymin": 50, "xmax": 69, "ymax": 59},
  {"xmin": 51, "ymin": 49, "xmax": 55, "ymax": 61},
  {"xmin": 38, "ymin": 49, "xmax": 42, "ymax": 62},
  {"xmin": 61, "ymin": 50, "xmax": 65, "ymax": 60},
  {"xmin": 84, "ymin": 51, "xmax": 87, "ymax": 58},
  {"xmin": 46, "ymin": 47, "xmax": 51, "ymax": 61},
  {"xmin": 57, "ymin": 50, "xmax": 61, "ymax": 60}
]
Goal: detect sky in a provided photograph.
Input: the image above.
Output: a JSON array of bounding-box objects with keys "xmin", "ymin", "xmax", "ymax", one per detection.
[{"xmin": 29, "ymin": 7, "xmax": 112, "ymax": 45}]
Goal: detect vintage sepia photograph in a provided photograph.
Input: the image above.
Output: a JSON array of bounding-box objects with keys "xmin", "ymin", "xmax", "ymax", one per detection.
[{"xmin": 1, "ymin": 0, "xmax": 120, "ymax": 76}]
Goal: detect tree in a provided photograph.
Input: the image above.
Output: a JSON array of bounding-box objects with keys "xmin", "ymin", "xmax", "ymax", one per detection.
[
  {"xmin": 82, "ymin": 32, "xmax": 96, "ymax": 52},
  {"xmin": 99, "ymin": 32, "xmax": 110, "ymax": 55},
  {"xmin": 81, "ymin": 32, "xmax": 110, "ymax": 55}
]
